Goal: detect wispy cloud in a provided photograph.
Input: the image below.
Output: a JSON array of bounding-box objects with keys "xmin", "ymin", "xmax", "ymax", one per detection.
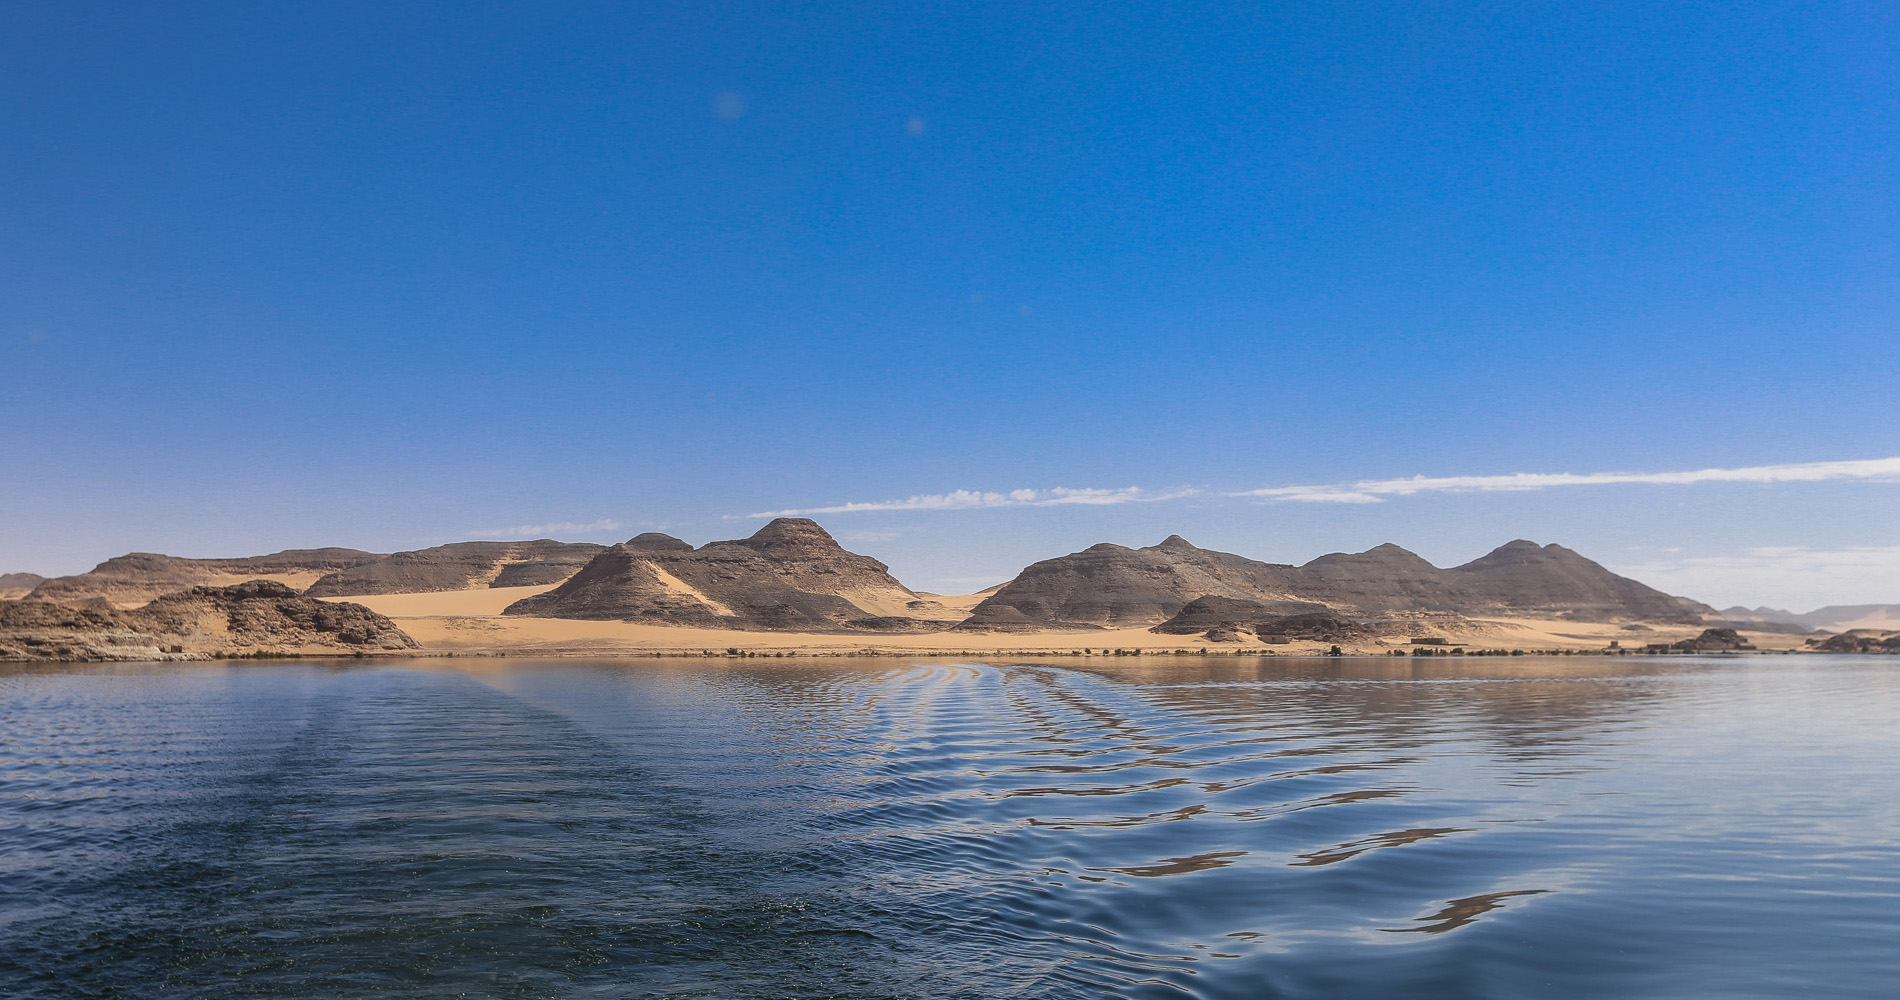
[
  {"xmin": 1237, "ymin": 457, "xmax": 1900, "ymax": 504},
  {"xmin": 740, "ymin": 457, "xmax": 1900, "ymax": 520},
  {"xmin": 746, "ymin": 487, "xmax": 1198, "ymax": 518},
  {"xmin": 475, "ymin": 518, "xmax": 624, "ymax": 538}
]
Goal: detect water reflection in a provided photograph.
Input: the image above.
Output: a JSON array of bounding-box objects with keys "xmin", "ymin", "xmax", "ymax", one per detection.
[
  {"xmin": 1383, "ymin": 889, "xmax": 1551, "ymax": 934},
  {"xmin": 1, "ymin": 655, "xmax": 1898, "ymax": 999}
]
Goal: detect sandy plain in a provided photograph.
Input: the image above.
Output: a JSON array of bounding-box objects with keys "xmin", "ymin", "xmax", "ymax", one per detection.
[{"xmin": 319, "ymin": 587, "xmax": 1812, "ymax": 658}]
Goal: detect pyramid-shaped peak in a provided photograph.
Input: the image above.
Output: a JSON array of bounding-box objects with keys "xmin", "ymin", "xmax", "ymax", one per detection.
[
  {"xmin": 624, "ymin": 532, "xmax": 692, "ymax": 552},
  {"xmin": 1455, "ymin": 539, "xmax": 1546, "ymax": 565},
  {"xmin": 1455, "ymin": 539, "xmax": 1607, "ymax": 573},
  {"xmin": 1155, "ymin": 534, "xmax": 1198, "ymax": 551},
  {"xmin": 1357, "ymin": 542, "xmax": 1433, "ymax": 561},
  {"xmin": 743, "ymin": 517, "xmax": 844, "ymax": 551},
  {"xmin": 1301, "ymin": 542, "xmax": 1436, "ymax": 571}
]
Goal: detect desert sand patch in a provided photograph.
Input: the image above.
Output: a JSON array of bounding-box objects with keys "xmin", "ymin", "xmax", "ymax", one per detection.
[{"xmin": 318, "ymin": 588, "xmax": 1807, "ymax": 657}]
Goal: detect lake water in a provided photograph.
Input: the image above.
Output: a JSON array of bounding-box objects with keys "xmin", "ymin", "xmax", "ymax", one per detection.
[{"xmin": 2, "ymin": 655, "xmax": 1897, "ymax": 998}]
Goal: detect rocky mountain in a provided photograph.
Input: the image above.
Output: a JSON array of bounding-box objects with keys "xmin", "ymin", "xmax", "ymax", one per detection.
[
  {"xmin": 1446, "ymin": 540, "xmax": 1706, "ymax": 622},
  {"xmin": 957, "ymin": 535, "xmax": 1322, "ymax": 629},
  {"xmin": 304, "ymin": 540, "xmax": 606, "ymax": 597},
  {"xmin": 0, "ymin": 581, "xmax": 417, "ymax": 661},
  {"xmin": 28, "ymin": 549, "xmax": 384, "ymax": 607},
  {"xmin": 962, "ymin": 535, "xmax": 1705, "ymax": 631},
  {"xmin": 0, "ymin": 573, "xmax": 44, "ymax": 600},
  {"xmin": 503, "ymin": 518, "xmax": 928, "ymax": 630},
  {"xmin": 1301, "ymin": 542, "xmax": 1488, "ymax": 613}
]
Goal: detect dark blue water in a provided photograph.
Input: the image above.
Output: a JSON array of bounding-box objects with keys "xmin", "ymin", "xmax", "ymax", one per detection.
[{"xmin": 2, "ymin": 655, "xmax": 1897, "ymax": 998}]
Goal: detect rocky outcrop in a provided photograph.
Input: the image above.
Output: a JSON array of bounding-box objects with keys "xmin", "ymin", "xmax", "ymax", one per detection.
[
  {"xmin": 1150, "ymin": 595, "xmax": 1332, "ymax": 634},
  {"xmin": 965, "ymin": 535, "xmax": 1702, "ymax": 630},
  {"xmin": 1812, "ymin": 629, "xmax": 1900, "ymax": 654},
  {"xmin": 28, "ymin": 549, "xmax": 383, "ymax": 607},
  {"xmin": 1669, "ymin": 627, "xmax": 1756, "ymax": 652},
  {"xmin": 0, "ymin": 573, "xmax": 44, "ymax": 600},
  {"xmin": 502, "ymin": 518, "xmax": 924, "ymax": 630},
  {"xmin": 1255, "ymin": 612, "xmax": 1370, "ymax": 642},
  {"xmin": 1150, "ymin": 596, "xmax": 1369, "ymax": 643},
  {"xmin": 28, "ymin": 537, "xmax": 615, "ymax": 606},
  {"xmin": 304, "ymin": 540, "xmax": 605, "ymax": 596},
  {"xmin": 0, "ymin": 581, "xmax": 417, "ymax": 661},
  {"xmin": 844, "ymin": 616, "xmax": 956, "ymax": 633}
]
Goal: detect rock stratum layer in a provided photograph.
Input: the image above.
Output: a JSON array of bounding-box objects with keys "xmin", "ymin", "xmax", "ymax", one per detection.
[
  {"xmin": 0, "ymin": 573, "xmax": 44, "ymax": 601},
  {"xmin": 503, "ymin": 518, "xmax": 928, "ymax": 630},
  {"xmin": 960, "ymin": 535, "xmax": 1706, "ymax": 631},
  {"xmin": 0, "ymin": 581, "xmax": 418, "ymax": 661},
  {"xmin": 304, "ymin": 540, "xmax": 606, "ymax": 596},
  {"xmin": 28, "ymin": 549, "xmax": 384, "ymax": 607}
]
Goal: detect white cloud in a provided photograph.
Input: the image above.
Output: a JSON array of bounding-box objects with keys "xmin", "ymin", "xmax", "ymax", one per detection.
[
  {"xmin": 738, "ymin": 455, "xmax": 1900, "ymax": 520},
  {"xmin": 1244, "ymin": 486, "xmax": 1383, "ymax": 504},
  {"xmin": 1611, "ymin": 545, "xmax": 1900, "ymax": 611},
  {"xmin": 1236, "ymin": 457, "xmax": 1900, "ymax": 503},
  {"xmin": 745, "ymin": 487, "xmax": 1198, "ymax": 518}
]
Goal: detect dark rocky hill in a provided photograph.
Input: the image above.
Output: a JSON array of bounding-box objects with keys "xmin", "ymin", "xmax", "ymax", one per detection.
[
  {"xmin": 0, "ymin": 573, "xmax": 45, "ymax": 600},
  {"xmin": 1150, "ymin": 595, "xmax": 1333, "ymax": 634},
  {"xmin": 503, "ymin": 518, "xmax": 923, "ymax": 630},
  {"xmin": 304, "ymin": 540, "xmax": 605, "ymax": 596},
  {"xmin": 0, "ymin": 581, "xmax": 417, "ymax": 661},
  {"xmin": 964, "ymin": 535, "xmax": 1706, "ymax": 631},
  {"xmin": 958, "ymin": 535, "xmax": 1323, "ymax": 629},
  {"xmin": 1448, "ymin": 540, "xmax": 1704, "ymax": 622},
  {"xmin": 1300, "ymin": 542, "xmax": 1488, "ymax": 613},
  {"xmin": 29, "ymin": 549, "xmax": 384, "ymax": 607},
  {"xmin": 1813, "ymin": 629, "xmax": 1900, "ymax": 654}
]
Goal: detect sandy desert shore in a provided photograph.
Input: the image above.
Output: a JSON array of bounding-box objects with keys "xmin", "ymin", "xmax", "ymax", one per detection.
[{"xmin": 318, "ymin": 586, "xmax": 1812, "ymax": 658}]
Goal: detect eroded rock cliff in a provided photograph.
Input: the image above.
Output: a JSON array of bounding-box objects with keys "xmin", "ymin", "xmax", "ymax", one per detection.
[{"xmin": 503, "ymin": 518, "xmax": 924, "ymax": 630}]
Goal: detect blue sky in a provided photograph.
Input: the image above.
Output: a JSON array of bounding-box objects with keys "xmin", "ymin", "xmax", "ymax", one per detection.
[{"xmin": 3, "ymin": 2, "xmax": 1896, "ymax": 608}]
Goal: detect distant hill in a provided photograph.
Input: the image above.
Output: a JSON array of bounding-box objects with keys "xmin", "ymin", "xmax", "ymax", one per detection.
[
  {"xmin": 1721, "ymin": 604, "xmax": 1900, "ymax": 632},
  {"xmin": 305, "ymin": 540, "xmax": 605, "ymax": 597},
  {"xmin": 961, "ymin": 535, "xmax": 1706, "ymax": 630},
  {"xmin": 17, "ymin": 521, "xmax": 1852, "ymax": 644},
  {"xmin": 0, "ymin": 573, "xmax": 45, "ymax": 600},
  {"xmin": 29, "ymin": 549, "xmax": 384, "ymax": 607},
  {"xmin": 955, "ymin": 535, "xmax": 1320, "ymax": 629},
  {"xmin": 1802, "ymin": 605, "xmax": 1900, "ymax": 630},
  {"xmin": 504, "ymin": 518, "xmax": 930, "ymax": 630},
  {"xmin": 1447, "ymin": 540, "xmax": 1709, "ymax": 622},
  {"xmin": 0, "ymin": 581, "xmax": 417, "ymax": 661}
]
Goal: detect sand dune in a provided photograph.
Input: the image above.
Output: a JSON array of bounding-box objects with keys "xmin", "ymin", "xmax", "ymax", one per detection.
[{"xmin": 324, "ymin": 585, "xmax": 562, "ymax": 618}]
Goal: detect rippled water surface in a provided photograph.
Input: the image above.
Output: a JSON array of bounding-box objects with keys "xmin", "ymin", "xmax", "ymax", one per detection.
[{"xmin": 3, "ymin": 655, "xmax": 1898, "ymax": 998}]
